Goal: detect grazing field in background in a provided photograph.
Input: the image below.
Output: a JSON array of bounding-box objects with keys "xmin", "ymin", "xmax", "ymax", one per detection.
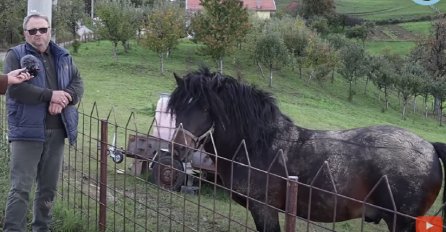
[
  {"xmin": 335, "ymin": 0, "xmax": 446, "ymax": 20},
  {"xmin": 65, "ymin": 40, "xmax": 445, "ymax": 140}
]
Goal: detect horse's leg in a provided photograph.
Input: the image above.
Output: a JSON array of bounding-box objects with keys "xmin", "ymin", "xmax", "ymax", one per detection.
[{"xmin": 249, "ymin": 201, "xmax": 280, "ymax": 232}]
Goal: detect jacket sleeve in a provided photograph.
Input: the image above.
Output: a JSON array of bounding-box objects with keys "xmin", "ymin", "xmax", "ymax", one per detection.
[
  {"xmin": 64, "ymin": 61, "xmax": 84, "ymax": 105},
  {"xmin": 4, "ymin": 51, "xmax": 52, "ymax": 104},
  {"xmin": 0, "ymin": 75, "xmax": 8, "ymax": 95}
]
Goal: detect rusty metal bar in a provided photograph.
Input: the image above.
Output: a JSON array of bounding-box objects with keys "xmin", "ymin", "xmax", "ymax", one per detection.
[
  {"xmin": 99, "ymin": 120, "xmax": 108, "ymax": 232},
  {"xmin": 285, "ymin": 176, "xmax": 299, "ymax": 232}
]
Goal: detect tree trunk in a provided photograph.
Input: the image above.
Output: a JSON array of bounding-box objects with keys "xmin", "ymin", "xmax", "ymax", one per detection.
[
  {"xmin": 299, "ymin": 66, "xmax": 302, "ymax": 79},
  {"xmin": 402, "ymin": 98, "xmax": 407, "ymax": 120},
  {"xmin": 413, "ymin": 96, "xmax": 417, "ymax": 113},
  {"xmin": 269, "ymin": 64, "xmax": 273, "ymax": 87},
  {"xmin": 159, "ymin": 53, "xmax": 164, "ymax": 75},
  {"xmin": 113, "ymin": 42, "xmax": 118, "ymax": 61},
  {"xmin": 348, "ymin": 79, "xmax": 353, "ymax": 102},
  {"xmin": 364, "ymin": 76, "xmax": 369, "ymax": 94},
  {"xmin": 434, "ymin": 96, "xmax": 442, "ymax": 118},
  {"xmin": 219, "ymin": 58, "xmax": 224, "ymax": 74},
  {"xmin": 257, "ymin": 62, "xmax": 265, "ymax": 78}
]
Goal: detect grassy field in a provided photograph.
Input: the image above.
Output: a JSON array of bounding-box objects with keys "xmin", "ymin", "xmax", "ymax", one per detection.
[
  {"xmin": 274, "ymin": 0, "xmax": 446, "ymax": 21},
  {"xmin": 399, "ymin": 21, "xmax": 433, "ymax": 35},
  {"xmin": 335, "ymin": 0, "xmax": 446, "ymax": 20},
  {"xmin": 365, "ymin": 41, "xmax": 416, "ymax": 55},
  {"xmin": 61, "ymin": 39, "xmax": 446, "ymax": 231}
]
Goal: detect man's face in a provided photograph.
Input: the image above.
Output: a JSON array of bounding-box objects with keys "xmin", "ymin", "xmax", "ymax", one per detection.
[{"xmin": 24, "ymin": 17, "xmax": 51, "ymax": 52}]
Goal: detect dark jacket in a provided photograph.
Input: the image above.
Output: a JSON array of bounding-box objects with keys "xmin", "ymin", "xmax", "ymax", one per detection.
[{"xmin": 4, "ymin": 42, "xmax": 83, "ymax": 144}]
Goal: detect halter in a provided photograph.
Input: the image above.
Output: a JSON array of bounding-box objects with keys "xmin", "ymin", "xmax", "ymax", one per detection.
[{"xmin": 174, "ymin": 123, "xmax": 215, "ymax": 149}]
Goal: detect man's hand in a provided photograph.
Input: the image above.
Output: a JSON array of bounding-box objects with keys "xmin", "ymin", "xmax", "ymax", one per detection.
[
  {"xmin": 51, "ymin": 90, "xmax": 72, "ymax": 107},
  {"xmin": 48, "ymin": 102, "xmax": 64, "ymax": 115},
  {"xmin": 7, "ymin": 68, "xmax": 32, "ymax": 84}
]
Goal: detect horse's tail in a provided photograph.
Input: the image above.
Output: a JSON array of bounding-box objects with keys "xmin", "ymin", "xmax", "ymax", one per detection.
[{"xmin": 432, "ymin": 142, "xmax": 446, "ymax": 223}]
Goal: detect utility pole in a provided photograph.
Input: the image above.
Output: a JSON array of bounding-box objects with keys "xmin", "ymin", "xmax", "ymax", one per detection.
[
  {"xmin": 91, "ymin": 0, "xmax": 95, "ymax": 18},
  {"xmin": 27, "ymin": 0, "xmax": 53, "ymax": 25},
  {"xmin": 27, "ymin": 0, "xmax": 57, "ymax": 41}
]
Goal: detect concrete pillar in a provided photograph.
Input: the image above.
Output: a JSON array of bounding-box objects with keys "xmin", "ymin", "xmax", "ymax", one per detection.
[{"xmin": 27, "ymin": 0, "xmax": 53, "ymax": 26}]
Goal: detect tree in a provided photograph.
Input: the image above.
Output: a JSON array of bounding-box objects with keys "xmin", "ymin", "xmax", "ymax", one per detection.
[
  {"xmin": 96, "ymin": 0, "xmax": 141, "ymax": 58},
  {"xmin": 300, "ymin": 0, "xmax": 335, "ymax": 19},
  {"xmin": 278, "ymin": 17, "xmax": 310, "ymax": 79},
  {"xmin": 394, "ymin": 61, "xmax": 426, "ymax": 120},
  {"xmin": 191, "ymin": 0, "xmax": 251, "ymax": 73},
  {"xmin": 369, "ymin": 54, "xmax": 397, "ymax": 111},
  {"xmin": 53, "ymin": 0, "xmax": 87, "ymax": 41},
  {"xmin": 413, "ymin": 16, "xmax": 446, "ymax": 118},
  {"xmin": 0, "ymin": 0, "xmax": 25, "ymax": 46},
  {"xmin": 429, "ymin": 80, "xmax": 446, "ymax": 125},
  {"xmin": 141, "ymin": 5, "xmax": 185, "ymax": 74},
  {"xmin": 337, "ymin": 42, "xmax": 366, "ymax": 101},
  {"xmin": 253, "ymin": 33, "xmax": 288, "ymax": 87},
  {"xmin": 345, "ymin": 24, "xmax": 371, "ymax": 47},
  {"xmin": 304, "ymin": 35, "xmax": 338, "ymax": 83}
]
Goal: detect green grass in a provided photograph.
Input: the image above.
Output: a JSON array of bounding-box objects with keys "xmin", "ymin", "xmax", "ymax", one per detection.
[
  {"xmin": 365, "ymin": 40, "xmax": 416, "ymax": 55},
  {"xmin": 399, "ymin": 21, "xmax": 433, "ymax": 36},
  {"xmin": 336, "ymin": 0, "xmax": 446, "ymax": 20},
  {"xmin": 1, "ymin": 29, "xmax": 446, "ymax": 231}
]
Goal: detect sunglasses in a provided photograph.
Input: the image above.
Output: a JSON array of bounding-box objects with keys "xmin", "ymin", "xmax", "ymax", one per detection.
[{"xmin": 26, "ymin": 27, "xmax": 49, "ymax": 35}]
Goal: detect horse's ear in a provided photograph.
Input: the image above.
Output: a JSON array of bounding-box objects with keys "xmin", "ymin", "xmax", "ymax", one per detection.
[{"xmin": 174, "ymin": 73, "xmax": 183, "ymax": 87}]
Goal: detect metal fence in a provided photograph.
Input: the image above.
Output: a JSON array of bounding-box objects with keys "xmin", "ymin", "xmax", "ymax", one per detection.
[{"xmin": 0, "ymin": 98, "xmax": 443, "ymax": 232}]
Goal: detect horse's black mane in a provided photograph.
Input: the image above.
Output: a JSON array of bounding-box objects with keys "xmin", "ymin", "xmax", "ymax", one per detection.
[{"xmin": 168, "ymin": 67, "xmax": 285, "ymax": 150}]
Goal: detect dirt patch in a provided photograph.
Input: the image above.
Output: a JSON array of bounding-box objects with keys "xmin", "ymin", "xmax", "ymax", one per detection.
[{"xmin": 368, "ymin": 24, "xmax": 417, "ymax": 41}]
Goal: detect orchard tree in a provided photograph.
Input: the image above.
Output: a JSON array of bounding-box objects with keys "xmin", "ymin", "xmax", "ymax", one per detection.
[
  {"xmin": 413, "ymin": 16, "xmax": 446, "ymax": 118},
  {"xmin": 394, "ymin": 61, "xmax": 426, "ymax": 120},
  {"xmin": 53, "ymin": 0, "xmax": 87, "ymax": 40},
  {"xmin": 300, "ymin": 0, "xmax": 335, "ymax": 19},
  {"xmin": 337, "ymin": 42, "xmax": 366, "ymax": 101},
  {"xmin": 96, "ymin": 0, "xmax": 141, "ymax": 57},
  {"xmin": 142, "ymin": 5, "xmax": 185, "ymax": 74},
  {"xmin": 280, "ymin": 17, "xmax": 311, "ymax": 79},
  {"xmin": 304, "ymin": 35, "xmax": 338, "ymax": 83},
  {"xmin": 369, "ymin": 55, "xmax": 396, "ymax": 111},
  {"xmin": 254, "ymin": 32, "xmax": 288, "ymax": 87},
  {"xmin": 0, "ymin": 0, "xmax": 25, "ymax": 46},
  {"xmin": 191, "ymin": 0, "xmax": 250, "ymax": 73}
]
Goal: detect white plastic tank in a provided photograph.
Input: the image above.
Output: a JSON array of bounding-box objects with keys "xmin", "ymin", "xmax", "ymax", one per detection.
[{"xmin": 151, "ymin": 93, "xmax": 176, "ymax": 140}]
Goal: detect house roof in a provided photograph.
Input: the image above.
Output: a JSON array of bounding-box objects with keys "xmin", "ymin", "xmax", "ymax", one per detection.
[{"xmin": 186, "ymin": 0, "xmax": 276, "ymax": 12}]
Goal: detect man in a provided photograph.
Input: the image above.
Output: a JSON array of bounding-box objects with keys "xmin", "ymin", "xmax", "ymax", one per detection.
[
  {"xmin": 3, "ymin": 13, "xmax": 83, "ymax": 232},
  {"xmin": 0, "ymin": 68, "xmax": 33, "ymax": 94}
]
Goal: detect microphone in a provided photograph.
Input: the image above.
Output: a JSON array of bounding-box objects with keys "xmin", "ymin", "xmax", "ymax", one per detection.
[{"xmin": 20, "ymin": 54, "xmax": 40, "ymax": 77}]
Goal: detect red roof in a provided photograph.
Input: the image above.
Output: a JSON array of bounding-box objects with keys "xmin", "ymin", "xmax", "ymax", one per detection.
[{"xmin": 186, "ymin": 0, "xmax": 276, "ymax": 12}]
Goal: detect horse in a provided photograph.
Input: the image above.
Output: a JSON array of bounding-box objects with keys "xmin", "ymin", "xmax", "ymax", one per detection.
[{"xmin": 167, "ymin": 67, "xmax": 446, "ymax": 232}]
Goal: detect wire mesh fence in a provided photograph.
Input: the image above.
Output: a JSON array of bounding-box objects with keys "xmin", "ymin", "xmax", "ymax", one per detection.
[{"xmin": 0, "ymin": 95, "xmax": 443, "ymax": 232}]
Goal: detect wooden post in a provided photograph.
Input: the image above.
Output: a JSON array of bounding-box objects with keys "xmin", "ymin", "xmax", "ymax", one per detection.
[
  {"xmin": 285, "ymin": 176, "xmax": 299, "ymax": 232},
  {"xmin": 99, "ymin": 120, "xmax": 108, "ymax": 231}
]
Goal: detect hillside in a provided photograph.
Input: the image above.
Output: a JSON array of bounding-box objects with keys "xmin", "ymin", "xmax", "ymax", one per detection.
[{"xmin": 275, "ymin": 0, "xmax": 446, "ymax": 20}]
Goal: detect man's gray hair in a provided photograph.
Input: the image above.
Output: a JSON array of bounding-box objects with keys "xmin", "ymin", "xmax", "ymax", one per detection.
[{"xmin": 23, "ymin": 12, "xmax": 50, "ymax": 30}]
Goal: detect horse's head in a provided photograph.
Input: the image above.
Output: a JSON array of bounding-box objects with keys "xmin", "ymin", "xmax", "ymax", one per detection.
[
  {"xmin": 167, "ymin": 69, "xmax": 223, "ymax": 158},
  {"xmin": 167, "ymin": 67, "xmax": 281, "ymax": 161}
]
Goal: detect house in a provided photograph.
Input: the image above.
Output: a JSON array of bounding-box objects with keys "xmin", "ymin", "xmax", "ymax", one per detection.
[{"xmin": 186, "ymin": 0, "xmax": 276, "ymax": 19}]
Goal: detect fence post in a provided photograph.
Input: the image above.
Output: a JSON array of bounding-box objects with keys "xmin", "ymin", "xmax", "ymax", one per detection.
[
  {"xmin": 285, "ymin": 176, "xmax": 299, "ymax": 232},
  {"xmin": 99, "ymin": 120, "xmax": 108, "ymax": 231}
]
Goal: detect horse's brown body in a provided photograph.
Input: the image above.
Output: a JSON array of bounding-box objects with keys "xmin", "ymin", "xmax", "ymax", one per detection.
[{"xmin": 168, "ymin": 68, "xmax": 446, "ymax": 232}]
